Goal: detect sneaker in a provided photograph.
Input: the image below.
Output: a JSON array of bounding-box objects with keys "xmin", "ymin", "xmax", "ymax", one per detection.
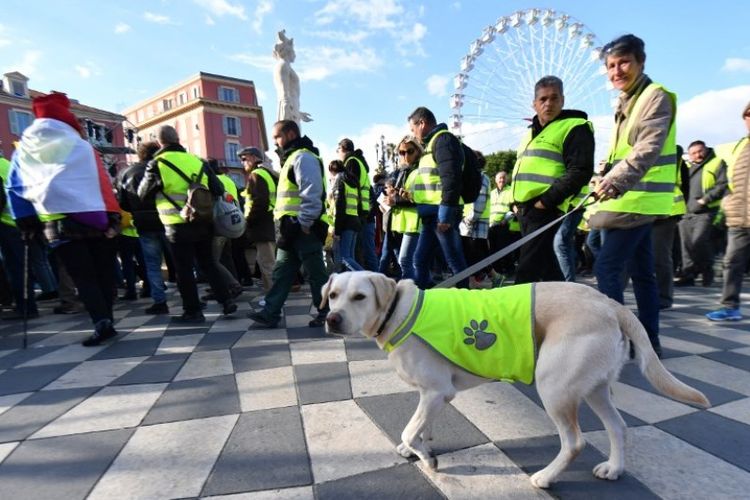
[
  {"xmin": 491, "ymin": 274, "xmax": 506, "ymax": 288},
  {"xmin": 706, "ymin": 308, "xmax": 742, "ymax": 321},
  {"xmin": 222, "ymin": 301, "xmax": 238, "ymax": 316},
  {"xmin": 145, "ymin": 302, "xmax": 169, "ymax": 315},
  {"xmin": 173, "ymin": 311, "xmax": 206, "ymax": 323},
  {"xmin": 82, "ymin": 320, "xmax": 117, "ymax": 347},
  {"xmin": 674, "ymin": 277, "xmax": 695, "ymax": 287},
  {"xmin": 258, "ymin": 298, "xmax": 266, "ymax": 307},
  {"xmin": 35, "ymin": 291, "xmax": 59, "ymax": 301},
  {"xmin": 120, "ymin": 291, "xmax": 138, "ymax": 301},
  {"xmin": 308, "ymin": 310, "xmax": 328, "ymax": 328},
  {"xmin": 54, "ymin": 304, "xmax": 83, "ymax": 315},
  {"xmin": 247, "ymin": 310, "xmax": 279, "ymax": 328}
]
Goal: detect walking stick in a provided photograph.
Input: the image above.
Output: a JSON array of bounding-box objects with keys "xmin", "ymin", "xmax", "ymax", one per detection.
[{"xmin": 22, "ymin": 241, "xmax": 29, "ymax": 349}]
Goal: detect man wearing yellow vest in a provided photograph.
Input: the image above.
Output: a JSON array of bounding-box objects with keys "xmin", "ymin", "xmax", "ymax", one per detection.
[
  {"xmin": 248, "ymin": 120, "xmax": 330, "ymax": 329},
  {"xmin": 706, "ymin": 102, "xmax": 750, "ymax": 321},
  {"xmin": 488, "ymin": 171, "xmax": 520, "ymax": 277},
  {"xmin": 675, "ymin": 140, "xmax": 728, "ymax": 287},
  {"xmin": 511, "ymin": 75, "xmax": 594, "ymax": 284},
  {"xmin": 408, "ymin": 106, "xmax": 469, "ymax": 288},
  {"xmin": 338, "ymin": 138, "xmax": 378, "ymax": 271},
  {"xmin": 208, "ymin": 159, "xmax": 243, "ymax": 299},
  {"xmin": 592, "ymin": 34, "xmax": 677, "ymax": 357},
  {"xmin": 239, "ymin": 146, "xmax": 277, "ymax": 294},
  {"xmin": 138, "ymin": 125, "xmax": 236, "ymax": 322}
]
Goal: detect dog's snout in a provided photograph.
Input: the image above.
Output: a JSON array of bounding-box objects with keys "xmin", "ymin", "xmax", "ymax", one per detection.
[{"xmin": 326, "ymin": 312, "xmax": 342, "ymax": 330}]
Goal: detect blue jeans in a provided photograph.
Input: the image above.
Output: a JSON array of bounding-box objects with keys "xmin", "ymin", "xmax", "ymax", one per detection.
[
  {"xmin": 139, "ymin": 231, "xmax": 167, "ymax": 304},
  {"xmin": 554, "ymin": 210, "xmax": 584, "ymax": 282},
  {"xmin": 336, "ymin": 229, "xmax": 363, "ymax": 271},
  {"xmin": 414, "ymin": 214, "xmax": 468, "ymax": 288},
  {"xmin": 378, "ymin": 231, "xmax": 401, "ymax": 277},
  {"xmin": 29, "ymin": 240, "xmax": 57, "ymax": 294},
  {"xmin": 0, "ymin": 224, "xmax": 38, "ymax": 315},
  {"xmin": 359, "ymin": 221, "xmax": 378, "ymax": 271},
  {"xmin": 594, "ymin": 224, "xmax": 660, "ymax": 345},
  {"xmin": 398, "ymin": 232, "xmax": 419, "ymax": 281}
]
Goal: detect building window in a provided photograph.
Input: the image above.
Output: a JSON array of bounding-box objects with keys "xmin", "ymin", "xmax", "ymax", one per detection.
[
  {"xmin": 192, "ymin": 86, "xmax": 200, "ymax": 99},
  {"xmin": 178, "ymin": 92, "xmax": 186, "ymax": 105},
  {"xmin": 219, "ymin": 86, "xmax": 238, "ymax": 103},
  {"xmin": 223, "ymin": 116, "xmax": 241, "ymax": 136},
  {"xmin": 8, "ymin": 109, "xmax": 33, "ymax": 135},
  {"xmin": 225, "ymin": 142, "xmax": 240, "ymax": 166},
  {"xmin": 10, "ymin": 80, "xmax": 27, "ymax": 97},
  {"xmin": 162, "ymin": 99, "xmax": 173, "ymax": 111}
]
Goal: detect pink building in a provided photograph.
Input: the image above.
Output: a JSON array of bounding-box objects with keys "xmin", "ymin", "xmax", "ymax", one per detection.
[
  {"xmin": 0, "ymin": 71, "xmax": 128, "ymax": 171},
  {"xmin": 122, "ymin": 72, "xmax": 268, "ymax": 185}
]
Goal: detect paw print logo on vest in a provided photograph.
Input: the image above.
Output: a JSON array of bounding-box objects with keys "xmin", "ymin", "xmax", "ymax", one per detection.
[{"xmin": 463, "ymin": 319, "xmax": 497, "ymax": 351}]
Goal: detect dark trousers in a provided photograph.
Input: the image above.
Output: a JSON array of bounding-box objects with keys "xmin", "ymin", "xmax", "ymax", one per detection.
[
  {"xmin": 54, "ymin": 238, "xmax": 117, "ymax": 324},
  {"xmin": 515, "ymin": 205, "xmax": 564, "ymax": 284},
  {"xmin": 488, "ymin": 224, "xmax": 520, "ymax": 274},
  {"xmin": 0, "ymin": 224, "xmax": 38, "ymax": 315},
  {"xmin": 652, "ymin": 216, "xmax": 679, "ymax": 308},
  {"xmin": 462, "ymin": 236, "xmax": 490, "ymax": 279},
  {"xmin": 118, "ymin": 235, "xmax": 146, "ymax": 295},
  {"xmin": 170, "ymin": 237, "xmax": 229, "ymax": 313},
  {"xmin": 679, "ymin": 213, "xmax": 716, "ymax": 280}
]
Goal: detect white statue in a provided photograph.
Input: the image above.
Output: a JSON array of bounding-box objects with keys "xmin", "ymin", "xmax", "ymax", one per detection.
[{"xmin": 273, "ymin": 30, "xmax": 312, "ymax": 125}]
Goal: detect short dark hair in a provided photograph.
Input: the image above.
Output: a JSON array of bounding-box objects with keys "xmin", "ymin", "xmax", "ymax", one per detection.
[
  {"xmin": 601, "ymin": 34, "xmax": 646, "ymax": 64},
  {"xmin": 137, "ymin": 141, "xmax": 160, "ymax": 163},
  {"xmin": 328, "ymin": 159, "xmax": 345, "ymax": 173},
  {"xmin": 158, "ymin": 125, "xmax": 180, "ymax": 145},
  {"xmin": 408, "ymin": 106, "xmax": 436, "ymax": 126},
  {"xmin": 338, "ymin": 138, "xmax": 354, "ymax": 152},
  {"xmin": 274, "ymin": 119, "xmax": 300, "ymax": 137},
  {"xmin": 534, "ymin": 76, "xmax": 564, "ymax": 97},
  {"xmin": 688, "ymin": 140, "xmax": 706, "ymax": 150}
]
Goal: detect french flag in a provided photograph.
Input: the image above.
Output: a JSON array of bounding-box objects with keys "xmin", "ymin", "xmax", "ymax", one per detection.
[{"xmin": 8, "ymin": 118, "xmax": 119, "ymax": 229}]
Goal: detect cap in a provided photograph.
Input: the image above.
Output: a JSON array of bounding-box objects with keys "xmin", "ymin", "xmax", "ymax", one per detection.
[
  {"xmin": 238, "ymin": 146, "xmax": 263, "ymax": 160},
  {"xmin": 31, "ymin": 92, "xmax": 83, "ymax": 133}
]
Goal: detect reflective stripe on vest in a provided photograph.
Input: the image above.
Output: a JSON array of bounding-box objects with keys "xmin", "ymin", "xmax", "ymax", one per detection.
[
  {"xmin": 0, "ymin": 157, "xmax": 16, "ymax": 227},
  {"xmin": 332, "ymin": 177, "xmax": 359, "ymax": 218},
  {"xmin": 511, "ymin": 117, "xmax": 592, "ymax": 212},
  {"xmin": 383, "ymin": 285, "xmax": 536, "ymax": 384},
  {"xmin": 413, "ymin": 129, "xmax": 451, "ymax": 205},
  {"xmin": 391, "ymin": 168, "xmax": 420, "ymax": 233},
  {"xmin": 154, "ymin": 151, "xmax": 207, "ymax": 225},
  {"xmin": 242, "ymin": 167, "xmax": 277, "ymax": 217},
  {"xmin": 597, "ymin": 82, "xmax": 677, "ymax": 216},
  {"xmin": 349, "ymin": 156, "xmax": 371, "ymax": 213},
  {"xmin": 273, "ymin": 148, "xmax": 331, "ymax": 225},
  {"xmin": 489, "ymin": 186, "xmax": 520, "ymax": 232}
]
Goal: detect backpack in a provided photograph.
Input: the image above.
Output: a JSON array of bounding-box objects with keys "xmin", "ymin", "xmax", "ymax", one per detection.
[
  {"xmin": 460, "ymin": 142, "xmax": 482, "ymax": 204},
  {"xmin": 158, "ymin": 157, "xmax": 214, "ymax": 223},
  {"xmin": 213, "ymin": 195, "xmax": 246, "ymax": 238}
]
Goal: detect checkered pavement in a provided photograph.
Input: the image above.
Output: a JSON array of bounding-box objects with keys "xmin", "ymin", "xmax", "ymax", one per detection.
[{"xmin": 0, "ymin": 278, "xmax": 749, "ymax": 499}]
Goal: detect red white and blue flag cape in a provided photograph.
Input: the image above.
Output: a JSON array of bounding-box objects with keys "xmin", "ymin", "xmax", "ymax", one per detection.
[{"xmin": 8, "ymin": 118, "xmax": 119, "ymax": 225}]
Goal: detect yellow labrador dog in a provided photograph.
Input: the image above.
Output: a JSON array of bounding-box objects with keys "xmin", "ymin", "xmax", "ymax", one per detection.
[{"xmin": 321, "ymin": 271, "xmax": 710, "ymax": 489}]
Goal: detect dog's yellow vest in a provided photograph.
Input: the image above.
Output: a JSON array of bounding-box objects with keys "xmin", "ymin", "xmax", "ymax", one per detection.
[{"xmin": 383, "ymin": 284, "xmax": 537, "ymax": 384}]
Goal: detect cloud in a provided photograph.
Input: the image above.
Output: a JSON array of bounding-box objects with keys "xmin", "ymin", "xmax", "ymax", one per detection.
[
  {"xmin": 227, "ymin": 53, "xmax": 276, "ymax": 71},
  {"xmin": 317, "ymin": 122, "xmax": 410, "ymax": 172},
  {"xmin": 425, "ymin": 74, "xmax": 450, "ymax": 97},
  {"xmin": 75, "ymin": 65, "xmax": 92, "ymax": 79},
  {"xmin": 315, "ymin": 0, "xmax": 404, "ymax": 29},
  {"xmin": 307, "ymin": 30, "xmax": 370, "ymax": 44},
  {"xmin": 74, "ymin": 61, "xmax": 102, "ymax": 79},
  {"xmin": 252, "ymin": 0, "xmax": 274, "ymax": 34},
  {"xmin": 205, "ymin": 15, "xmax": 215, "ymax": 26},
  {"xmin": 143, "ymin": 12, "xmax": 174, "ymax": 24},
  {"xmin": 193, "ymin": 0, "xmax": 247, "ymax": 20},
  {"xmin": 677, "ymin": 85, "xmax": 750, "ymax": 147},
  {"xmin": 114, "ymin": 22, "xmax": 131, "ymax": 34},
  {"xmin": 395, "ymin": 22, "xmax": 427, "ymax": 56},
  {"xmin": 722, "ymin": 58, "xmax": 750, "ymax": 73},
  {"xmin": 297, "ymin": 46, "xmax": 383, "ymax": 81}
]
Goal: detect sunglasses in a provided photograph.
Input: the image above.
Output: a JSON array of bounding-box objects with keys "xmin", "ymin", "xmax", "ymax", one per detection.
[{"xmin": 398, "ymin": 148, "xmax": 416, "ymax": 156}]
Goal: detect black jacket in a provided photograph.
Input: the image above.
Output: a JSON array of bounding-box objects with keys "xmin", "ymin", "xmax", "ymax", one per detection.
[
  {"xmin": 527, "ymin": 110, "xmax": 594, "ymax": 210},
  {"xmin": 244, "ymin": 166, "xmax": 277, "ymax": 243},
  {"xmin": 685, "ymin": 148, "xmax": 728, "ymax": 214},
  {"xmin": 116, "ymin": 162, "xmax": 164, "ymax": 233},
  {"xmin": 333, "ymin": 172, "xmax": 361, "ymax": 235},
  {"xmin": 344, "ymin": 149, "xmax": 375, "ymax": 221},
  {"xmin": 421, "ymin": 123, "xmax": 464, "ymax": 206}
]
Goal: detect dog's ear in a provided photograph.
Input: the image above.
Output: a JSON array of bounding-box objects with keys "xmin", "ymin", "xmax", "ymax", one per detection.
[
  {"xmin": 369, "ymin": 273, "xmax": 397, "ymax": 310},
  {"xmin": 319, "ymin": 273, "xmax": 337, "ymax": 309}
]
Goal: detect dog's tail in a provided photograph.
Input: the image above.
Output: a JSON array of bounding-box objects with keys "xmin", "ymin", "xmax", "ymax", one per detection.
[{"xmin": 617, "ymin": 307, "xmax": 710, "ymax": 409}]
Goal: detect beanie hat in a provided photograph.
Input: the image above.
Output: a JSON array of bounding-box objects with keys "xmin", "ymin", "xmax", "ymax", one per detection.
[{"xmin": 32, "ymin": 92, "xmax": 83, "ymax": 133}]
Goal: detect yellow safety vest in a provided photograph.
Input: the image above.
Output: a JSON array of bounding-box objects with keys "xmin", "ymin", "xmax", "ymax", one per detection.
[
  {"xmin": 463, "ymin": 174, "xmax": 490, "ymax": 222},
  {"xmin": 686, "ymin": 155, "xmax": 724, "ymax": 210},
  {"xmin": 0, "ymin": 157, "xmax": 16, "ymax": 227},
  {"xmin": 154, "ymin": 151, "xmax": 208, "ymax": 225},
  {"xmin": 489, "ymin": 186, "xmax": 520, "ymax": 232},
  {"xmin": 274, "ymin": 148, "xmax": 331, "ymax": 225},
  {"xmin": 218, "ymin": 174, "xmax": 239, "ymax": 201},
  {"xmin": 242, "ymin": 167, "xmax": 276, "ymax": 217},
  {"xmin": 332, "ymin": 175, "xmax": 359, "ymax": 218},
  {"xmin": 413, "ymin": 129, "xmax": 453, "ymax": 205},
  {"xmin": 671, "ymin": 157, "xmax": 686, "ymax": 216},
  {"xmin": 511, "ymin": 117, "xmax": 592, "ymax": 212},
  {"xmin": 597, "ymin": 82, "xmax": 677, "ymax": 216},
  {"xmin": 391, "ymin": 168, "xmax": 420, "ymax": 234},
  {"xmin": 725, "ymin": 137, "xmax": 749, "ymax": 191},
  {"xmin": 384, "ymin": 285, "xmax": 537, "ymax": 384},
  {"xmin": 348, "ymin": 156, "xmax": 371, "ymax": 214}
]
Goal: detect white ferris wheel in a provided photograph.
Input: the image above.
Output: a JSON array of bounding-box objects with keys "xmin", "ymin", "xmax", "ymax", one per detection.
[{"xmin": 450, "ymin": 8, "xmax": 615, "ymax": 159}]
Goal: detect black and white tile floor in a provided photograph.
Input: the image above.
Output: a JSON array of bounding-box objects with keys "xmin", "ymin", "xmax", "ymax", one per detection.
[{"xmin": 0, "ymin": 278, "xmax": 749, "ymax": 499}]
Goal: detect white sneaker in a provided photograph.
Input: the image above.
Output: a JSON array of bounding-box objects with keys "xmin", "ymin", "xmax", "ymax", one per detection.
[{"xmin": 258, "ymin": 296, "xmax": 266, "ymax": 307}]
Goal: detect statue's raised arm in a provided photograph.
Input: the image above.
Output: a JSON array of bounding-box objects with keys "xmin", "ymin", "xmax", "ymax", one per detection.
[{"xmin": 273, "ymin": 30, "xmax": 312, "ymax": 125}]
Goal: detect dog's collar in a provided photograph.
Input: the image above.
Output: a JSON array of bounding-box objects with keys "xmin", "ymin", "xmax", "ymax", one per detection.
[{"xmin": 375, "ymin": 290, "xmax": 400, "ymax": 338}]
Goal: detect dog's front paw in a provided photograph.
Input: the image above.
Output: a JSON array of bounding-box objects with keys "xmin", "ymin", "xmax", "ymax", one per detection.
[
  {"xmin": 397, "ymin": 442, "xmax": 415, "ymax": 458},
  {"xmin": 424, "ymin": 455, "xmax": 438, "ymax": 471},
  {"xmin": 593, "ymin": 461, "xmax": 622, "ymax": 481},
  {"xmin": 530, "ymin": 471, "xmax": 552, "ymax": 489}
]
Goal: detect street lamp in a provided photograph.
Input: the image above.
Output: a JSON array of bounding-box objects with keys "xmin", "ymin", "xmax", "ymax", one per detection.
[{"xmin": 379, "ymin": 134, "xmax": 386, "ymax": 169}]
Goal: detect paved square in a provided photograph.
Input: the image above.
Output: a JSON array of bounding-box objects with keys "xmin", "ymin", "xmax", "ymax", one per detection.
[{"xmin": 0, "ymin": 278, "xmax": 748, "ymax": 499}]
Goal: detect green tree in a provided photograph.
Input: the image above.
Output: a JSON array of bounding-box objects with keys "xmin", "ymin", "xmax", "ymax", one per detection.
[{"xmin": 483, "ymin": 150, "xmax": 517, "ymax": 177}]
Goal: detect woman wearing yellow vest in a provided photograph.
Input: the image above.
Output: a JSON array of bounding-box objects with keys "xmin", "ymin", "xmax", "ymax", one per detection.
[{"xmin": 592, "ymin": 34, "xmax": 677, "ymax": 358}]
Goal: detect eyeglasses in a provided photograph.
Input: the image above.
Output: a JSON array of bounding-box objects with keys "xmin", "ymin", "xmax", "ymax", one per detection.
[{"xmin": 398, "ymin": 148, "xmax": 416, "ymax": 156}]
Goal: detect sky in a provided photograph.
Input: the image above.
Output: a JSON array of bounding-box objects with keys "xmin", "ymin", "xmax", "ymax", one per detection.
[{"xmin": 2, "ymin": 0, "xmax": 749, "ymax": 169}]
